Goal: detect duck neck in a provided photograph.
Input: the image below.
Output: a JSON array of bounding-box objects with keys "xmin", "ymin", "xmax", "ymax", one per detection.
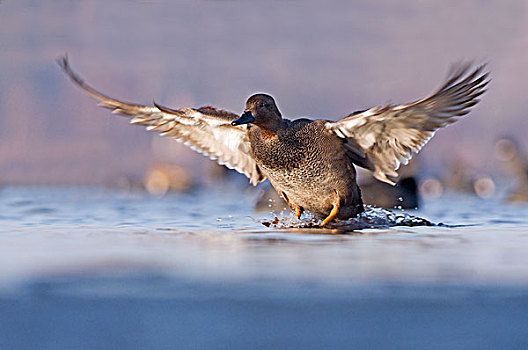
[{"xmin": 257, "ymin": 118, "xmax": 283, "ymax": 136}]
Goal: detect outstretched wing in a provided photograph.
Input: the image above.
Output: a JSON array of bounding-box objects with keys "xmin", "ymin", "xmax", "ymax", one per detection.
[
  {"xmin": 58, "ymin": 56, "xmax": 265, "ymax": 185},
  {"xmin": 326, "ymin": 63, "xmax": 489, "ymax": 185}
]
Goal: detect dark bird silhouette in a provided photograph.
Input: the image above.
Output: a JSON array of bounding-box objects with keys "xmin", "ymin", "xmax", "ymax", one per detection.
[{"xmin": 58, "ymin": 57, "xmax": 489, "ymax": 225}]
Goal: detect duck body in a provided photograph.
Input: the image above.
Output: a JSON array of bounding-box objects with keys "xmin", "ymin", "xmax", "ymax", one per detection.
[{"xmin": 248, "ymin": 118, "xmax": 363, "ymax": 219}]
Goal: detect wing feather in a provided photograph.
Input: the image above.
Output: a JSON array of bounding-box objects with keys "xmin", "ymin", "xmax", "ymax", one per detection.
[
  {"xmin": 58, "ymin": 56, "xmax": 265, "ymax": 185},
  {"xmin": 326, "ymin": 63, "xmax": 489, "ymax": 185}
]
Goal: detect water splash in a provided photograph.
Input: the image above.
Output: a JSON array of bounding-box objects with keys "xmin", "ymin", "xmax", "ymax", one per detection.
[{"xmin": 261, "ymin": 205, "xmax": 433, "ymax": 231}]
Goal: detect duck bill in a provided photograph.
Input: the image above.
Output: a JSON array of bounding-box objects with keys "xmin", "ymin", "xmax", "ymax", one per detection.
[{"xmin": 231, "ymin": 111, "xmax": 255, "ymax": 126}]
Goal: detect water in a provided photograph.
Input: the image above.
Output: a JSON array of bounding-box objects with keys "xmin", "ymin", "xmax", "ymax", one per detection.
[{"xmin": 1, "ymin": 185, "xmax": 528, "ymax": 348}]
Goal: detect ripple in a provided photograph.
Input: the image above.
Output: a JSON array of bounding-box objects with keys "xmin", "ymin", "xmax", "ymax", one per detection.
[
  {"xmin": 23, "ymin": 207, "xmax": 57, "ymax": 215},
  {"xmin": 8, "ymin": 200, "xmax": 34, "ymax": 207}
]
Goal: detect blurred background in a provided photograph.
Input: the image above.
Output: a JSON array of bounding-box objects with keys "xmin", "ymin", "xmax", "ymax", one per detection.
[
  {"xmin": 3, "ymin": 3, "xmax": 528, "ymax": 348},
  {"xmin": 1, "ymin": 0, "xmax": 527, "ymax": 202}
]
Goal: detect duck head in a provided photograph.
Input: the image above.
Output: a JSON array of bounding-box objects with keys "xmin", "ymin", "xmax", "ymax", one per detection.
[{"xmin": 232, "ymin": 94, "xmax": 282, "ymax": 128}]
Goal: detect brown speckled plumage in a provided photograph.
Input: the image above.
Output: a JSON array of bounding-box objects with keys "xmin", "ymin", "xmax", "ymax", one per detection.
[
  {"xmin": 244, "ymin": 99, "xmax": 363, "ymax": 219},
  {"xmin": 58, "ymin": 57, "xmax": 489, "ymax": 224}
]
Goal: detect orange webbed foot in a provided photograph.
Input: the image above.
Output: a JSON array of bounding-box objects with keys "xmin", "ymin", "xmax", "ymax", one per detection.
[
  {"xmin": 320, "ymin": 204, "xmax": 339, "ymax": 226},
  {"xmin": 320, "ymin": 190, "xmax": 340, "ymax": 226},
  {"xmin": 294, "ymin": 206, "xmax": 303, "ymax": 219}
]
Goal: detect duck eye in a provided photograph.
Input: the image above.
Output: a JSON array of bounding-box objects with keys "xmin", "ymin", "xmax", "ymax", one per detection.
[{"xmin": 258, "ymin": 102, "xmax": 267, "ymax": 108}]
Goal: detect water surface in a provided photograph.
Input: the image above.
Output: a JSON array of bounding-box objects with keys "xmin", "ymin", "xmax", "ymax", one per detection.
[
  {"xmin": 1, "ymin": 185, "xmax": 528, "ymax": 286},
  {"xmin": 1, "ymin": 186, "xmax": 528, "ymax": 349}
]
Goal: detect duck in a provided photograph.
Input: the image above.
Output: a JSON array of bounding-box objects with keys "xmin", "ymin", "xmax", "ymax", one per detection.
[{"xmin": 58, "ymin": 56, "xmax": 489, "ymax": 226}]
